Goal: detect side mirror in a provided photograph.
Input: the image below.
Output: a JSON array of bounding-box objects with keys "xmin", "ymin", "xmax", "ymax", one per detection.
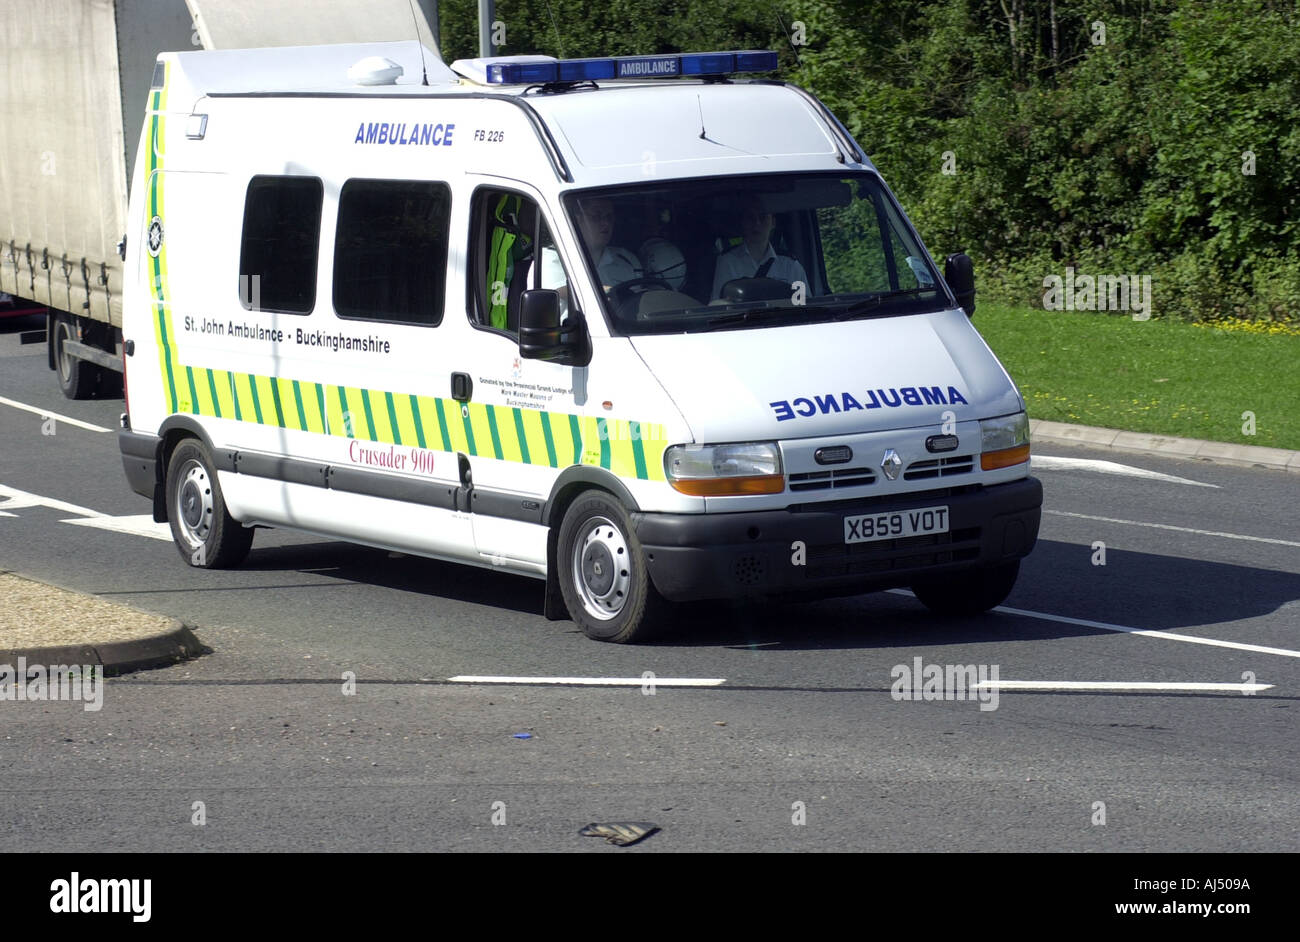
[
  {"xmin": 944, "ymin": 252, "xmax": 976, "ymax": 317},
  {"xmin": 518, "ymin": 289, "xmax": 591, "ymax": 366}
]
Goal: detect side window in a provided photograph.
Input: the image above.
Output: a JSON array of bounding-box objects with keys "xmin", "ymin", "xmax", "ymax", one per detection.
[
  {"xmin": 890, "ymin": 227, "xmax": 934, "ymax": 289},
  {"xmin": 333, "ymin": 179, "xmax": 451, "ymax": 325},
  {"xmin": 238, "ymin": 175, "xmax": 323, "ymax": 313},
  {"xmin": 817, "ymin": 194, "xmax": 889, "ymax": 294},
  {"xmin": 469, "ymin": 188, "xmax": 569, "ymax": 336}
]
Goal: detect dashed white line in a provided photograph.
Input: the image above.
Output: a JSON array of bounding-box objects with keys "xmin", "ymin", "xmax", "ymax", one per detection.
[
  {"xmin": 0, "ymin": 396, "xmax": 111, "ymax": 433},
  {"xmin": 449, "ymin": 675, "xmax": 726, "ymax": 687},
  {"xmin": 973, "ymin": 680, "xmax": 1273, "ymax": 693},
  {"xmin": 1045, "ymin": 509, "xmax": 1300, "ymax": 548}
]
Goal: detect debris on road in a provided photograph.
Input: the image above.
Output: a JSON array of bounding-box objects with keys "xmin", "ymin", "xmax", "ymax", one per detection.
[{"xmin": 579, "ymin": 822, "xmax": 660, "ymax": 847}]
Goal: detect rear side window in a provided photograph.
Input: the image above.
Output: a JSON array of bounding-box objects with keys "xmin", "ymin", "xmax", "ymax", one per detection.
[
  {"xmin": 238, "ymin": 175, "xmax": 323, "ymax": 313},
  {"xmin": 333, "ymin": 179, "xmax": 451, "ymax": 325}
]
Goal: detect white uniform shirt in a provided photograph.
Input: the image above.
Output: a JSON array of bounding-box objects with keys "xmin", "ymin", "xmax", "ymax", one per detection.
[
  {"xmin": 711, "ymin": 243, "xmax": 807, "ymax": 299},
  {"xmin": 542, "ymin": 244, "xmax": 642, "ymax": 292}
]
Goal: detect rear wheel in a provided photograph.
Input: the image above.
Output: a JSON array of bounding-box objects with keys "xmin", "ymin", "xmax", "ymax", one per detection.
[
  {"xmin": 53, "ymin": 314, "xmax": 99, "ymax": 400},
  {"xmin": 556, "ymin": 490, "xmax": 663, "ymax": 643},
  {"xmin": 165, "ymin": 439, "xmax": 253, "ymax": 569},
  {"xmin": 910, "ymin": 560, "xmax": 1020, "ymax": 615}
]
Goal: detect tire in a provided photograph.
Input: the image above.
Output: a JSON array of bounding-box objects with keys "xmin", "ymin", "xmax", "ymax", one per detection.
[
  {"xmin": 53, "ymin": 314, "xmax": 99, "ymax": 400},
  {"xmin": 165, "ymin": 439, "xmax": 253, "ymax": 569},
  {"xmin": 910, "ymin": 560, "xmax": 1020, "ymax": 616},
  {"xmin": 556, "ymin": 490, "xmax": 663, "ymax": 643}
]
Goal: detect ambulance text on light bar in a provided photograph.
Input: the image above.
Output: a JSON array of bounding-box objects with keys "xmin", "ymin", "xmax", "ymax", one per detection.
[{"xmin": 484, "ymin": 51, "xmax": 779, "ymax": 85}]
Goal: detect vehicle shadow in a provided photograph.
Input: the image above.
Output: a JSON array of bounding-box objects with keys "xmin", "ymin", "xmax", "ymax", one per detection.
[
  {"xmin": 651, "ymin": 538, "xmax": 1300, "ymax": 649},
  {"xmin": 239, "ymin": 536, "xmax": 1300, "ymax": 651},
  {"xmin": 240, "ymin": 540, "xmax": 545, "ymax": 617}
]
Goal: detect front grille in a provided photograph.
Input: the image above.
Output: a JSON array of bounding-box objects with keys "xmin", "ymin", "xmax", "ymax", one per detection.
[
  {"xmin": 903, "ymin": 454, "xmax": 974, "ymax": 481},
  {"xmin": 788, "ymin": 483, "xmax": 982, "ymax": 514},
  {"xmin": 803, "ymin": 527, "xmax": 982, "ymax": 580},
  {"xmin": 788, "ymin": 466, "xmax": 876, "ymax": 492}
]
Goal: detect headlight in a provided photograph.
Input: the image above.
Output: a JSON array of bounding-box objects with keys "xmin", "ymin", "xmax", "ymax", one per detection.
[
  {"xmin": 979, "ymin": 412, "xmax": 1030, "ymax": 470},
  {"xmin": 665, "ymin": 442, "xmax": 784, "ymax": 496}
]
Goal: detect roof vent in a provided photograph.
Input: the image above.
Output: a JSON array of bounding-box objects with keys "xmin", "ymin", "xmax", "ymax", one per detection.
[{"xmin": 348, "ymin": 57, "xmax": 404, "ymax": 86}]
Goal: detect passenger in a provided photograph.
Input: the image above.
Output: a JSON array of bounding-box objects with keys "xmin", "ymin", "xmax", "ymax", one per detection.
[
  {"xmin": 711, "ymin": 194, "xmax": 807, "ymax": 299},
  {"xmin": 549, "ymin": 196, "xmax": 642, "ymax": 292}
]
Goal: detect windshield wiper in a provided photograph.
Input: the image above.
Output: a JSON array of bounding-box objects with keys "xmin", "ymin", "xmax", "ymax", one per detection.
[
  {"xmin": 829, "ymin": 288, "xmax": 940, "ymax": 320},
  {"xmin": 702, "ymin": 307, "xmax": 792, "ymax": 330},
  {"xmin": 698, "ymin": 288, "xmax": 941, "ymax": 331}
]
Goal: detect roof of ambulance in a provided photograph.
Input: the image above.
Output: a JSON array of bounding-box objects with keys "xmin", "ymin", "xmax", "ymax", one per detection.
[{"xmin": 165, "ymin": 42, "xmax": 872, "ymax": 182}]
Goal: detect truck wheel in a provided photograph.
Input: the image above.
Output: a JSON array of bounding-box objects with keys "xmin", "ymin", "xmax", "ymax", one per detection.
[
  {"xmin": 53, "ymin": 315, "xmax": 98, "ymax": 400},
  {"xmin": 165, "ymin": 439, "xmax": 253, "ymax": 569},
  {"xmin": 910, "ymin": 560, "xmax": 1020, "ymax": 616},
  {"xmin": 556, "ymin": 490, "xmax": 662, "ymax": 643}
]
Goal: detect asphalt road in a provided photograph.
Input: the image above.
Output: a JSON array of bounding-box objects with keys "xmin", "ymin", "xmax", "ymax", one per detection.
[{"xmin": 1, "ymin": 314, "xmax": 1297, "ymax": 852}]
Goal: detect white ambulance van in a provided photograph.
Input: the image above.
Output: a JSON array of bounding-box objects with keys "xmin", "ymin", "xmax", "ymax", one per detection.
[{"xmin": 118, "ymin": 42, "xmax": 1042, "ymax": 642}]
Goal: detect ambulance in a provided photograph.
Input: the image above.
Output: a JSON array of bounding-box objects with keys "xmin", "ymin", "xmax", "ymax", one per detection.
[{"xmin": 117, "ymin": 42, "xmax": 1042, "ymax": 642}]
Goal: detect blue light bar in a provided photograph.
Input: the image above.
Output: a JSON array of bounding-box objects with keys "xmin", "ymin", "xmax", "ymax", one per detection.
[
  {"xmin": 482, "ymin": 50, "xmax": 778, "ymax": 85},
  {"xmin": 681, "ymin": 53, "xmax": 736, "ymax": 75},
  {"xmin": 558, "ymin": 57, "xmax": 617, "ymax": 82},
  {"xmin": 734, "ymin": 50, "xmax": 779, "ymax": 72},
  {"xmin": 487, "ymin": 60, "xmax": 558, "ymax": 84}
]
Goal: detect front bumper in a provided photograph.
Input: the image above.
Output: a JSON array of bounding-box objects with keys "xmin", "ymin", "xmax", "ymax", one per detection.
[{"xmin": 634, "ymin": 476, "xmax": 1042, "ymax": 602}]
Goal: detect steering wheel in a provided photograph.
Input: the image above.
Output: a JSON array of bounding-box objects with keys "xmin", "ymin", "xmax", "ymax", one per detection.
[{"xmin": 609, "ymin": 276, "xmax": 675, "ymax": 317}]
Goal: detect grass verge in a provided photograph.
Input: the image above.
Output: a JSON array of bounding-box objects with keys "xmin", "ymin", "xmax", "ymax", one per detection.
[{"xmin": 973, "ymin": 304, "xmax": 1300, "ymax": 451}]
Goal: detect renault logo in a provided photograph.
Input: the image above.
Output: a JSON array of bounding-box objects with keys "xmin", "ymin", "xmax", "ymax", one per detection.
[{"xmin": 880, "ymin": 448, "xmax": 902, "ymax": 481}]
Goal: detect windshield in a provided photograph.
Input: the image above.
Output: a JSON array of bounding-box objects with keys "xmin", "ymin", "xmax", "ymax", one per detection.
[{"xmin": 561, "ymin": 172, "xmax": 949, "ymax": 335}]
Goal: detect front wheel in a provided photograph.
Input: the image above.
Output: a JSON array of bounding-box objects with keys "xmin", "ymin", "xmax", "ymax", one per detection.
[
  {"xmin": 165, "ymin": 438, "xmax": 253, "ymax": 569},
  {"xmin": 556, "ymin": 490, "xmax": 663, "ymax": 643},
  {"xmin": 910, "ymin": 560, "xmax": 1020, "ymax": 615}
]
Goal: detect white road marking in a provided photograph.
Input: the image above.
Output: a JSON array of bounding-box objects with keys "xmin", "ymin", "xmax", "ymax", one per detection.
[
  {"xmin": 0, "ymin": 396, "xmax": 112, "ymax": 433},
  {"xmin": 449, "ymin": 675, "xmax": 726, "ymax": 687},
  {"xmin": 973, "ymin": 680, "xmax": 1273, "ymax": 693},
  {"xmin": 60, "ymin": 514, "xmax": 173, "ymax": 542},
  {"xmin": 0, "ymin": 483, "xmax": 173, "ymax": 542},
  {"xmin": 993, "ymin": 603, "xmax": 1300, "ymax": 659},
  {"xmin": 887, "ymin": 589, "xmax": 1300, "ymax": 658},
  {"xmin": 0, "ymin": 483, "xmax": 105, "ymax": 517},
  {"xmin": 1033, "ymin": 455, "xmax": 1218, "ymax": 487},
  {"xmin": 1045, "ymin": 509, "xmax": 1300, "ymax": 548}
]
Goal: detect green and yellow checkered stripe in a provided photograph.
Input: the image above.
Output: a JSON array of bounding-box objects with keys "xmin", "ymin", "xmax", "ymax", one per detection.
[
  {"xmin": 163, "ymin": 365, "xmax": 667, "ymax": 481},
  {"xmin": 143, "ymin": 65, "xmax": 666, "ymax": 483}
]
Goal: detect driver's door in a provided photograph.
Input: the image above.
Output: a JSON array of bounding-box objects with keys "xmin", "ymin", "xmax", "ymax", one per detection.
[{"xmin": 456, "ymin": 182, "xmax": 586, "ymax": 567}]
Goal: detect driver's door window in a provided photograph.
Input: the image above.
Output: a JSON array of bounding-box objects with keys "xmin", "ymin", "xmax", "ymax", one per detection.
[{"xmin": 469, "ymin": 188, "xmax": 571, "ymax": 336}]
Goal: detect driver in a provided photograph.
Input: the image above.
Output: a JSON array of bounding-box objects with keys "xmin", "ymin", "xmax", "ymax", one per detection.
[
  {"xmin": 545, "ymin": 196, "xmax": 642, "ymax": 292},
  {"xmin": 711, "ymin": 194, "xmax": 807, "ymax": 299}
]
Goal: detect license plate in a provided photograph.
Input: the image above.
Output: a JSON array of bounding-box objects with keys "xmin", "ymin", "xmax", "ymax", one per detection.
[{"xmin": 843, "ymin": 505, "xmax": 949, "ymax": 544}]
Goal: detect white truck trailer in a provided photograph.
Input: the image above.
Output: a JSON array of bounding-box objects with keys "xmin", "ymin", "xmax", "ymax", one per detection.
[{"xmin": 0, "ymin": 0, "xmax": 438, "ymax": 397}]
